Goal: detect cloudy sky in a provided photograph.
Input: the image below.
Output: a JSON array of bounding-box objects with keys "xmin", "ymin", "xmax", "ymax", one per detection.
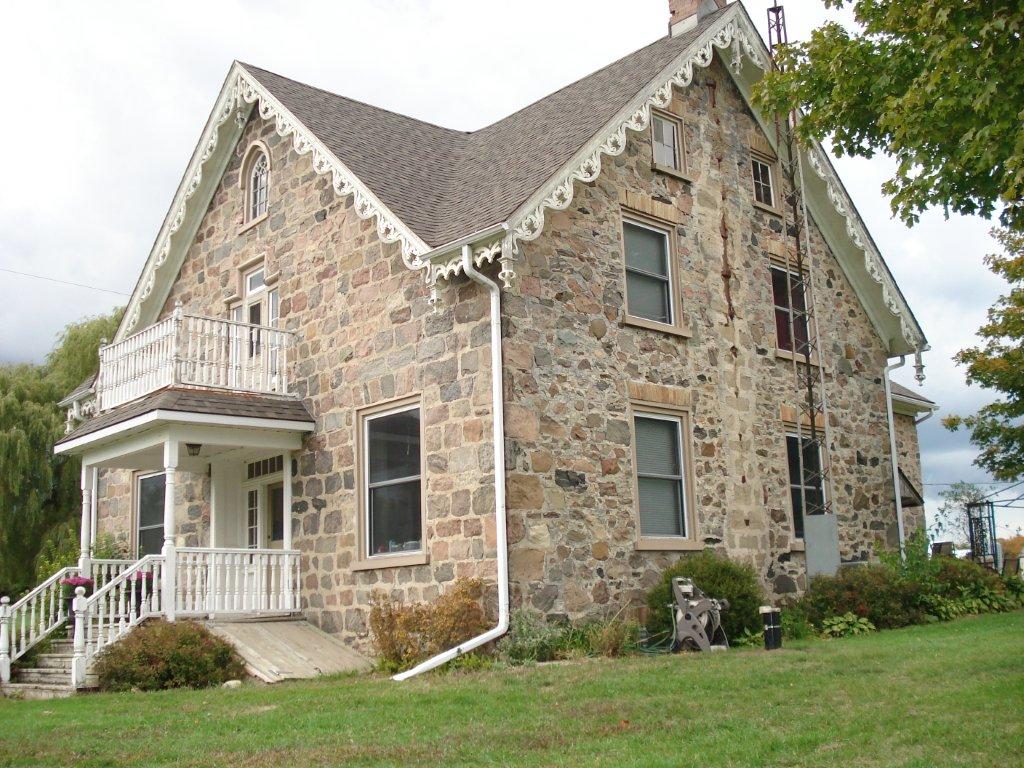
[{"xmin": 1, "ymin": 0, "xmax": 1019, "ymax": 536}]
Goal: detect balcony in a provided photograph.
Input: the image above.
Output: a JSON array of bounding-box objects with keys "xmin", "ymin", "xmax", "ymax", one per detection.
[{"xmin": 96, "ymin": 307, "xmax": 295, "ymax": 412}]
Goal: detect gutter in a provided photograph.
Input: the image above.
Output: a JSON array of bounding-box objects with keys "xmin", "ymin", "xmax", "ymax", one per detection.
[
  {"xmin": 393, "ymin": 244, "xmax": 510, "ymax": 680},
  {"xmin": 418, "ymin": 222, "xmax": 509, "ymax": 267},
  {"xmin": 883, "ymin": 356, "xmax": 907, "ymax": 559}
]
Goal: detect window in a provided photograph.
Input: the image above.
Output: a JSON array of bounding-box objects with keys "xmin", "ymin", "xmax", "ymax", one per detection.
[
  {"xmin": 230, "ymin": 265, "xmax": 279, "ymax": 364},
  {"xmin": 247, "ymin": 455, "xmax": 283, "ymax": 480},
  {"xmin": 249, "ymin": 152, "xmax": 269, "ymax": 221},
  {"xmin": 623, "ymin": 219, "xmax": 674, "ymax": 326},
  {"xmin": 246, "ymin": 488, "xmax": 260, "ymax": 548},
  {"xmin": 136, "ymin": 473, "xmax": 165, "ymax": 556},
  {"xmin": 634, "ymin": 413, "xmax": 688, "ymax": 538},
  {"xmin": 652, "ymin": 113, "xmax": 682, "ymax": 171},
  {"xmin": 771, "ymin": 266, "xmax": 810, "ymax": 355},
  {"xmin": 364, "ymin": 404, "xmax": 422, "ymax": 557},
  {"xmin": 786, "ymin": 434, "xmax": 825, "ymax": 539},
  {"xmin": 751, "ymin": 157, "xmax": 775, "ymax": 208},
  {"xmin": 268, "ymin": 483, "xmax": 285, "ymax": 543}
]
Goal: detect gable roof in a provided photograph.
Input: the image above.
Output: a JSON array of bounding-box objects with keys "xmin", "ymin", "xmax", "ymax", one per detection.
[
  {"xmin": 115, "ymin": 1, "xmax": 927, "ymax": 358},
  {"xmin": 240, "ymin": 10, "xmax": 726, "ymax": 248}
]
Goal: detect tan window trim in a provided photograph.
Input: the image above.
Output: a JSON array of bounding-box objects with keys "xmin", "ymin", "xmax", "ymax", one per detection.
[
  {"xmin": 237, "ymin": 211, "xmax": 269, "ymax": 236},
  {"xmin": 239, "ymin": 140, "xmax": 272, "ymax": 233},
  {"xmin": 353, "ymin": 393, "xmax": 428, "ymax": 571},
  {"xmin": 628, "ymin": 398, "xmax": 699, "ymax": 550},
  {"xmin": 775, "ymin": 347, "xmax": 821, "ymax": 367},
  {"xmin": 619, "ymin": 209, "xmax": 691, "ymax": 338}
]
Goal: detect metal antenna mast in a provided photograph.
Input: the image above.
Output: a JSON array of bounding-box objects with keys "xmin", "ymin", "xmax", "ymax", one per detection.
[{"xmin": 767, "ymin": 5, "xmax": 834, "ymax": 523}]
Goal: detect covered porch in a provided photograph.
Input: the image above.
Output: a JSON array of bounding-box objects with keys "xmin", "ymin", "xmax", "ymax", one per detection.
[{"xmin": 55, "ymin": 389, "xmax": 314, "ymax": 621}]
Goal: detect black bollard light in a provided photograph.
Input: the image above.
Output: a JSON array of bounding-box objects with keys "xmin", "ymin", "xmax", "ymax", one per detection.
[{"xmin": 760, "ymin": 605, "xmax": 782, "ymax": 650}]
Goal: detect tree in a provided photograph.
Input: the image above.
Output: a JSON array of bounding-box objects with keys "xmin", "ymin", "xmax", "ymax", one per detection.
[
  {"xmin": 931, "ymin": 481, "xmax": 987, "ymax": 547},
  {"xmin": 943, "ymin": 228, "xmax": 1024, "ymax": 480},
  {"xmin": 754, "ymin": 0, "xmax": 1024, "ymax": 230},
  {"xmin": 0, "ymin": 308, "xmax": 122, "ymax": 595}
]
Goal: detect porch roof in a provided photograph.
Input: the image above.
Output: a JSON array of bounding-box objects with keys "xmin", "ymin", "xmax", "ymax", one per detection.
[{"xmin": 55, "ymin": 387, "xmax": 313, "ymax": 447}]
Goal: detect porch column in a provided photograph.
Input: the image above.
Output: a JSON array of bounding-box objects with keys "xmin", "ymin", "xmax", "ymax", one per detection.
[
  {"xmin": 78, "ymin": 463, "xmax": 93, "ymax": 577},
  {"xmin": 282, "ymin": 451, "xmax": 293, "ymax": 551},
  {"xmin": 162, "ymin": 438, "xmax": 179, "ymax": 622},
  {"xmin": 282, "ymin": 451, "xmax": 293, "ymax": 611}
]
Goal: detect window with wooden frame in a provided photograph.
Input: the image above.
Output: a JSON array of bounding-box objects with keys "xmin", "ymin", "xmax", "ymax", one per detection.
[
  {"xmin": 621, "ymin": 215, "xmax": 686, "ymax": 335},
  {"xmin": 242, "ymin": 457, "xmax": 285, "ymax": 549},
  {"xmin": 651, "ymin": 110, "xmax": 686, "ymax": 175},
  {"xmin": 240, "ymin": 142, "xmax": 271, "ymax": 228},
  {"xmin": 751, "ymin": 154, "xmax": 777, "ymax": 210},
  {"xmin": 785, "ymin": 432, "xmax": 826, "ymax": 540},
  {"xmin": 354, "ymin": 395, "xmax": 427, "ymax": 569},
  {"xmin": 630, "ymin": 401, "xmax": 698, "ymax": 551},
  {"xmin": 136, "ymin": 472, "xmax": 166, "ymax": 556},
  {"xmin": 770, "ymin": 265, "xmax": 810, "ymax": 356}
]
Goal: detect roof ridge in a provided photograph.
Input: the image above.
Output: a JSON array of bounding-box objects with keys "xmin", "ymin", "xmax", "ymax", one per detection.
[{"xmin": 238, "ymin": 61, "xmax": 470, "ymax": 136}]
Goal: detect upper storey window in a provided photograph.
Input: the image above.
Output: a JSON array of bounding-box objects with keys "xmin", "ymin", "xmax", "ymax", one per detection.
[
  {"xmin": 623, "ymin": 218, "xmax": 674, "ymax": 326},
  {"xmin": 751, "ymin": 156, "xmax": 775, "ymax": 208},
  {"xmin": 652, "ymin": 113, "xmax": 681, "ymax": 171},
  {"xmin": 240, "ymin": 142, "xmax": 271, "ymax": 226},
  {"xmin": 249, "ymin": 152, "xmax": 269, "ymax": 220}
]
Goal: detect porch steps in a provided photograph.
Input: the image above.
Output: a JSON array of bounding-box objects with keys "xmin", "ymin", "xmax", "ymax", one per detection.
[
  {"xmin": 1, "ymin": 640, "xmax": 82, "ymax": 700},
  {"xmin": 203, "ymin": 618, "xmax": 372, "ymax": 682}
]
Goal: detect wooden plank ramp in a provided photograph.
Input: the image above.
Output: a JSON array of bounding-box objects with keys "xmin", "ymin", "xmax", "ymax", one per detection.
[{"xmin": 203, "ymin": 618, "xmax": 372, "ymax": 682}]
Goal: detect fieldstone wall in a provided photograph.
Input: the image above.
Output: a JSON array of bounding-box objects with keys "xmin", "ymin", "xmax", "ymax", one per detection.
[
  {"xmin": 502, "ymin": 55, "xmax": 908, "ymax": 618},
  {"xmin": 95, "ymin": 469, "xmax": 210, "ymax": 555},
  {"xmin": 153, "ymin": 110, "xmax": 492, "ymax": 650},
  {"xmin": 894, "ymin": 412, "xmax": 926, "ymax": 535}
]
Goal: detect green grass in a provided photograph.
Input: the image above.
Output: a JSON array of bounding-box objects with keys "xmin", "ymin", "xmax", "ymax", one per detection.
[{"xmin": 2, "ymin": 612, "xmax": 1022, "ymax": 767}]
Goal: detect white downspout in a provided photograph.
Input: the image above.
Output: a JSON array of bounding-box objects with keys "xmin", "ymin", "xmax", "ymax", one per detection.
[
  {"xmin": 393, "ymin": 244, "xmax": 509, "ymax": 680},
  {"xmin": 883, "ymin": 356, "xmax": 906, "ymax": 559}
]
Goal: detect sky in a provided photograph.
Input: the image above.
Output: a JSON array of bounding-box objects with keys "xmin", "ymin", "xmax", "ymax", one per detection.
[{"xmin": 0, "ymin": 0, "xmax": 1020, "ymax": 538}]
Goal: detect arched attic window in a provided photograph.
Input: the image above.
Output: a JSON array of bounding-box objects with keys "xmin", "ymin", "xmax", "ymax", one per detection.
[{"xmin": 240, "ymin": 142, "xmax": 270, "ymax": 224}]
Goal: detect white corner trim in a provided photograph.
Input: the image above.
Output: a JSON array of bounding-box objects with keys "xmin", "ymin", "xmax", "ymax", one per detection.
[
  {"xmin": 118, "ymin": 62, "xmax": 429, "ymax": 339},
  {"xmin": 503, "ymin": 4, "xmax": 925, "ymax": 352}
]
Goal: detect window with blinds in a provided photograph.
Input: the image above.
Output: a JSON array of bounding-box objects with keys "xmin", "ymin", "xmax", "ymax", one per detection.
[
  {"xmin": 634, "ymin": 414, "xmax": 687, "ymax": 537},
  {"xmin": 623, "ymin": 220, "xmax": 674, "ymax": 325}
]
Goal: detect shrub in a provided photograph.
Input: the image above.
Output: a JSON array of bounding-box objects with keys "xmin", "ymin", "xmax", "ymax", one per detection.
[
  {"xmin": 496, "ymin": 610, "xmax": 564, "ymax": 664},
  {"xmin": 821, "ymin": 612, "xmax": 876, "ymax": 638},
  {"xmin": 780, "ymin": 601, "xmax": 815, "ymax": 640},
  {"xmin": 94, "ymin": 620, "xmax": 245, "ymax": 692},
  {"xmin": 368, "ymin": 578, "xmax": 489, "ymax": 673},
  {"xmin": 645, "ymin": 551, "xmax": 764, "ymax": 642},
  {"xmin": 932, "ymin": 557, "xmax": 1004, "ymax": 598},
  {"xmin": 798, "ymin": 564, "xmax": 924, "ymax": 630},
  {"xmin": 496, "ymin": 609, "xmax": 641, "ymax": 664}
]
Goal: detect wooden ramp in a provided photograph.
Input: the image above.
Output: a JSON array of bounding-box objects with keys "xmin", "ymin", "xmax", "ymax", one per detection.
[{"xmin": 204, "ymin": 618, "xmax": 372, "ymax": 682}]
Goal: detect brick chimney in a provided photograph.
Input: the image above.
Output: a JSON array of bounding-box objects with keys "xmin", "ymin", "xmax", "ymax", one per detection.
[{"xmin": 669, "ymin": 0, "xmax": 728, "ymax": 36}]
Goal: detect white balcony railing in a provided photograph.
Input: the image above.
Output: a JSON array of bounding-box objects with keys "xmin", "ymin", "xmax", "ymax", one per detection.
[{"xmin": 96, "ymin": 306, "xmax": 295, "ymax": 411}]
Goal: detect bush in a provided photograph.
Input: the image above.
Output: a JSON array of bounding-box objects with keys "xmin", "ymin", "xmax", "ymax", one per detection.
[
  {"xmin": 821, "ymin": 612, "xmax": 876, "ymax": 638},
  {"xmin": 932, "ymin": 557, "xmax": 1004, "ymax": 598},
  {"xmin": 94, "ymin": 620, "xmax": 245, "ymax": 692},
  {"xmin": 799, "ymin": 564, "xmax": 925, "ymax": 630},
  {"xmin": 368, "ymin": 578, "xmax": 490, "ymax": 673},
  {"xmin": 496, "ymin": 609, "xmax": 640, "ymax": 664},
  {"xmin": 645, "ymin": 551, "xmax": 764, "ymax": 642}
]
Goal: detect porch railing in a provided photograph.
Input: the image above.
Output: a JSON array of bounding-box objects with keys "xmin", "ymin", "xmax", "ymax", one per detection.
[
  {"xmin": 176, "ymin": 548, "xmax": 300, "ymax": 615},
  {"xmin": 0, "ymin": 566, "xmax": 78, "ymax": 676},
  {"xmin": 95, "ymin": 305, "xmax": 295, "ymax": 412}
]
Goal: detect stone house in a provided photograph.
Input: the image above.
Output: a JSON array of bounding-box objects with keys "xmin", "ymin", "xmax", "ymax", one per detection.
[{"xmin": 2, "ymin": 0, "xmax": 937, "ymax": 688}]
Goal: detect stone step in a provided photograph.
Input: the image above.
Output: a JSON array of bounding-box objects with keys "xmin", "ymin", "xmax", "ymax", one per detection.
[
  {"xmin": 12, "ymin": 668, "xmax": 72, "ymax": 685},
  {"xmin": 31, "ymin": 653, "xmax": 75, "ymax": 670},
  {"xmin": 0, "ymin": 683, "xmax": 76, "ymax": 701}
]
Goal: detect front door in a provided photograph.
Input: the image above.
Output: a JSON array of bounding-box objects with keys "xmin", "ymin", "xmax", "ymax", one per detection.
[{"xmin": 266, "ymin": 482, "xmax": 284, "ymax": 550}]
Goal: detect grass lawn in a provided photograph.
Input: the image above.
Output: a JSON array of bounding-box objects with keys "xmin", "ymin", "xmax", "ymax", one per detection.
[{"xmin": 1, "ymin": 611, "xmax": 1021, "ymax": 767}]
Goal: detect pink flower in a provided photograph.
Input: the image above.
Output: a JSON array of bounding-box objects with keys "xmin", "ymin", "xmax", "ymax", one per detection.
[
  {"xmin": 131, "ymin": 570, "xmax": 154, "ymax": 581},
  {"xmin": 60, "ymin": 576, "xmax": 94, "ymax": 587}
]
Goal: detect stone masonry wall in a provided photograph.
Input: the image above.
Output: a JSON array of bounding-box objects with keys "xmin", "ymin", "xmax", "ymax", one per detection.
[
  {"xmin": 502, "ymin": 55, "xmax": 908, "ymax": 619},
  {"xmin": 150, "ymin": 110, "xmax": 493, "ymax": 650},
  {"xmin": 895, "ymin": 412, "xmax": 926, "ymax": 535}
]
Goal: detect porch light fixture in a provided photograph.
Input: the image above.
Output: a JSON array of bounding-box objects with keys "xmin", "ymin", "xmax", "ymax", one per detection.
[{"xmin": 186, "ymin": 443, "xmax": 202, "ymax": 457}]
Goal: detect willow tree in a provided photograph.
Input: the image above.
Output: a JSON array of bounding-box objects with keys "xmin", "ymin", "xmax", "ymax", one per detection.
[{"xmin": 0, "ymin": 309, "xmax": 121, "ymax": 595}]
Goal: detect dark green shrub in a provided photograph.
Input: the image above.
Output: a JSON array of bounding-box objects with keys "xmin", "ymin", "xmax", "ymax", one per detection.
[
  {"xmin": 932, "ymin": 557, "xmax": 1004, "ymax": 598},
  {"xmin": 780, "ymin": 601, "xmax": 815, "ymax": 640},
  {"xmin": 645, "ymin": 551, "xmax": 764, "ymax": 642},
  {"xmin": 94, "ymin": 620, "xmax": 246, "ymax": 692},
  {"xmin": 798, "ymin": 564, "xmax": 925, "ymax": 630}
]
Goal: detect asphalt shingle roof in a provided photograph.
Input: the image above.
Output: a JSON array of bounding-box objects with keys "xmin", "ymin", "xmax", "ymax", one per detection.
[
  {"xmin": 240, "ymin": 7, "xmax": 727, "ymax": 247},
  {"xmin": 56, "ymin": 388, "xmax": 314, "ymax": 444},
  {"xmin": 890, "ymin": 380, "xmax": 935, "ymax": 406}
]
